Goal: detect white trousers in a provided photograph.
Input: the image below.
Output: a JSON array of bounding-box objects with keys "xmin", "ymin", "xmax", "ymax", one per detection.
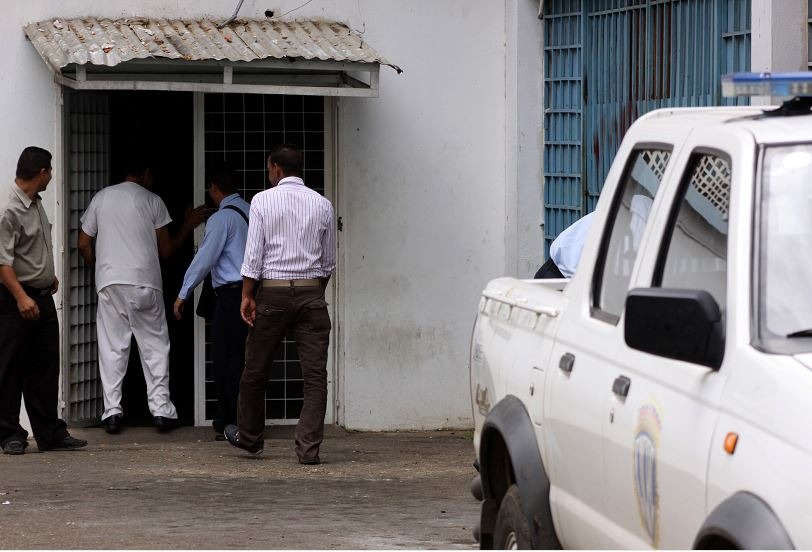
[{"xmin": 96, "ymin": 284, "xmax": 177, "ymax": 420}]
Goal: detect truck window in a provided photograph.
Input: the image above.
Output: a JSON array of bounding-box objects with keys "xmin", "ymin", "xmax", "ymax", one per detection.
[
  {"xmin": 758, "ymin": 144, "xmax": 812, "ymax": 353},
  {"xmin": 655, "ymin": 152, "xmax": 730, "ymax": 312},
  {"xmin": 592, "ymin": 149, "xmax": 671, "ymax": 323}
]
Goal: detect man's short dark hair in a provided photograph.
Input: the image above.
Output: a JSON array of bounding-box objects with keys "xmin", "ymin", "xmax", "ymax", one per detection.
[
  {"xmin": 207, "ymin": 166, "xmax": 239, "ymax": 195},
  {"xmin": 124, "ymin": 155, "xmax": 151, "ymax": 179},
  {"xmin": 16, "ymin": 146, "xmax": 52, "ymax": 180},
  {"xmin": 268, "ymin": 144, "xmax": 303, "ymax": 177}
]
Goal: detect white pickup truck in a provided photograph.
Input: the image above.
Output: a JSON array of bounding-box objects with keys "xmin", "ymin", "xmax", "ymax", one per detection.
[{"xmin": 469, "ymin": 75, "xmax": 812, "ymax": 549}]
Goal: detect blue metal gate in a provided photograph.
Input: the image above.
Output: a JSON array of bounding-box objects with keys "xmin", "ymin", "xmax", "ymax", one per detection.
[{"xmin": 543, "ymin": 0, "xmax": 750, "ymax": 254}]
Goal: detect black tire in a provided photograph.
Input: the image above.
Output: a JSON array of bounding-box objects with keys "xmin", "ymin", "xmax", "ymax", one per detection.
[{"xmin": 493, "ymin": 485, "xmax": 532, "ymax": 549}]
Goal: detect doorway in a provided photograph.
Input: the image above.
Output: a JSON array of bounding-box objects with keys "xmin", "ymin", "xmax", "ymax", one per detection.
[
  {"xmin": 110, "ymin": 91, "xmax": 196, "ymax": 425},
  {"xmin": 64, "ymin": 89, "xmax": 335, "ymax": 427}
]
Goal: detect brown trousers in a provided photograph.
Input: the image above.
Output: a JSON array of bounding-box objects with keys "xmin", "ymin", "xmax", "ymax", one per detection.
[{"xmin": 237, "ymin": 285, "xmax": 330, "ymax": 462}]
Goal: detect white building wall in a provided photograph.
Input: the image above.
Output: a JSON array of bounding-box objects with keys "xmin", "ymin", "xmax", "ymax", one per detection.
[
  {"xmin": 4, "ymin": 0, "xmax": 511, "ymax": 432},
  {"xmin": 508, "ymin": 1, "xmax": 545, "ymax": 279},
  {"xmin": 750, "ymin": 0, "xmax": 808, "ymax": 106},
  {"xmin": 335, "ymin": 1, "xmax": 508, "ymax": 430}
]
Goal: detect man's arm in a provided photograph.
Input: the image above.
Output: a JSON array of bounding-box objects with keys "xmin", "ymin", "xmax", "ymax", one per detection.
[
  {"xmin": 240, "ymin": 277, "xmax": 257, "ymax": 327},
  {"xmin": 0, "ymin": 265, "xmax": 39, "ymax": 320},
  {"xmin": 77, "ymin": 230, "xmax": 95, "ymax": 267},
  {"xmin": 320, "ymin": 203, "xmax": 336, "ymax": 290},
  {"xmin": 156, "ymin": 205, "xmax": 210, "ymax": 259},
  {"xmin": 0, "ymin": 213, "xmax": 38, "ymax": 319},
  {"xmin": 173, "ymin": 216, "xmax": 228, "ymax": 320},
  {"xmin": 240, "ymin": 199, "xmax": 265, "ymax": 327}
]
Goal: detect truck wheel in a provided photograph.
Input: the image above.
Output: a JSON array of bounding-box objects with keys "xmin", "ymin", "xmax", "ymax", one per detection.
[{"xmin": 493, "ymin": 485, "xmax": 532, "ymax": 549}]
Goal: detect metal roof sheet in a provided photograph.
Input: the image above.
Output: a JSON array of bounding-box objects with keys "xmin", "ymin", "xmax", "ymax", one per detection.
[{"xmin": 24, "ymin": 17, "xmax": 400, "ymax": 73}]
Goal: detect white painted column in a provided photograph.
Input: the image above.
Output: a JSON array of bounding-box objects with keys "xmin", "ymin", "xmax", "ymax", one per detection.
[
  {"xmin": 750, "ymin": 0, "xmax": 808, "ymax": 105},
  {"xmin": 506, "ymin": 0, "xmax": 545, "ymax": 278}
]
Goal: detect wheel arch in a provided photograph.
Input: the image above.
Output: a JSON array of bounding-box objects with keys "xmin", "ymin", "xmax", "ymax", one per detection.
[
  {"xmin": 478, "ymin": 395, "xmax": 560, "ymax": 549},
  {"xmin": 693, "ymin": 491, "xmax": 794, "ymax": 550}
]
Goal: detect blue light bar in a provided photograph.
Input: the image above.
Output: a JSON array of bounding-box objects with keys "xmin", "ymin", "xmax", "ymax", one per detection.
[{"xmin": 722, "ymin": 72, "xmax": 812, "ymax": 97}]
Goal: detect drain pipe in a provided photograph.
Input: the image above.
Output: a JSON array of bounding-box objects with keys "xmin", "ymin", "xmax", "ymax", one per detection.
[{"xmin": 218, "ymin": 0, "xmax": 245, "ymax": 29}]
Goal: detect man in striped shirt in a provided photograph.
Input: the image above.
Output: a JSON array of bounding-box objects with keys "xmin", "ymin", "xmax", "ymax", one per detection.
[{"xmin": 224, "ymin": 144, "xmax": 335, "ymax": 463}]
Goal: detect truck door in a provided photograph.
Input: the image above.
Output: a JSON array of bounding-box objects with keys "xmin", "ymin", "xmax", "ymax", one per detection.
[
  {"xmin": 544, "ymin": 147, "xmax": 673, "ymax": 548},
  {"xmin": 599, "ymin": 135, "xmax": 750, "ymax": 548}
]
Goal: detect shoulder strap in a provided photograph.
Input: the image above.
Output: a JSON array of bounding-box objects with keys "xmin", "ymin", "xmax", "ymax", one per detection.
[{"xmin": 222, "ymin": 204, "xmax": 248, "ymax": 225}]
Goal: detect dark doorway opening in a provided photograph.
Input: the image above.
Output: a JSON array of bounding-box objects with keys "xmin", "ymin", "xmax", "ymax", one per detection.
[{"xmin": 109, "ymin": 91, "xmax": 196, "ymax": 426}]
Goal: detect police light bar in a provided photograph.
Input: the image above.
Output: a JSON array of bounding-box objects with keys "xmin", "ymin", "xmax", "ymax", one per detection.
[{"xmin": 722, "ymin": 72, "xmax": 812, "ymax": 97}]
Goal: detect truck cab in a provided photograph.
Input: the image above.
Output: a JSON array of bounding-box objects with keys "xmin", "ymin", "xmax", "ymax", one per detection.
[{"xmin": 470, "ymin": 74, "xmax": 812, "ymax": 549}]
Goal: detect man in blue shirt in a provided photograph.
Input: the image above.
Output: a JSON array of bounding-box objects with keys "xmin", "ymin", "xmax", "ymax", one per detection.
[{"xmin": 174, "ymin": 168, "xmax": 250, "ymax": 439}]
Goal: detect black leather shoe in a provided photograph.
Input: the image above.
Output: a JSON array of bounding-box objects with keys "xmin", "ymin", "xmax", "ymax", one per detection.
[
  {"xmin": 103, "ymin": 414, "xmax": 122, "ymax": 434},
  {"xmin": 39, "ymin": 436, "xmax": 87, "ymax": 451},
  {"xmin": 223, "ymin": 424, "xmax": 263, "ymax": 454},
  {"xmin": 299, "ymin": 457, "xmax": 321, "ymax": 465},
  {"xmin": 2, "ymin": 440, "xmax": 26, "ymax": 455},
  {"xmin": 153, "ymin": 416, "xmax": 181, "ymax": 432}
]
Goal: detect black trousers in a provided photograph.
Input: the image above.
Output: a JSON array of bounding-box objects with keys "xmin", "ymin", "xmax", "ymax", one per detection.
[
  {"xmin": 211, "ymin": 286, "xmax": 248, "ymax": 431},
  {"xmin": 0, "ymin": 286, "xmax": 68, "ymax": 448}
]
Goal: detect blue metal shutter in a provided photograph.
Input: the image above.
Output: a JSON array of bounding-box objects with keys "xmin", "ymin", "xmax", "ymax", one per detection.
[
  {"xmin": 543, "ymin": 0, "xmax": 584, "ymax": 258},
  {"xmin": 543, "ymin": 0, "xmax": 751, "ymax": 254}
]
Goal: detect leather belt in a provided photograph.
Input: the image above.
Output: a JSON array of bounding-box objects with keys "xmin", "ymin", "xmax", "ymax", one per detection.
[
  {"xmin": 21, "ymin": 284, "xmax": 52, "ymax": 297},
  {"xmin": 262, "ymin": 279, "xmax": 320, "ymax": 288},
  {"xmin": 214, "ymin": 281, "xmax": 242, "ymax": 290}
]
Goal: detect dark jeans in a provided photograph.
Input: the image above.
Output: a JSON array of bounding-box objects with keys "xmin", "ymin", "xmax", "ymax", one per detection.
[
  {"xmin": 238, "ymin": 286, "xmax": 330, "ymax": 462},
  {"xmin": 211, "ymin": 286, "xmax": 248, "ymax": 431},
  {"xmin": 0, "ymin": 286, "xmax": 68, "ymax": 448}
]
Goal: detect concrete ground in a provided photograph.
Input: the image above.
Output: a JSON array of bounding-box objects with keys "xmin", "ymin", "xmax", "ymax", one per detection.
[{"xmin": 0, "ymin": 425, "xmax": 479, "ymax": 549}]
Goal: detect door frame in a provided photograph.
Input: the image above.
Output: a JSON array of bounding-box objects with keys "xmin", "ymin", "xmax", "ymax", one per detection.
[
  {"xmin": 59, "ymin": 87, "xmax": 110, "ymax": 426},
  {"xmin": 191, "ymin": 93, "xmax": 340, "ymax": 427}
]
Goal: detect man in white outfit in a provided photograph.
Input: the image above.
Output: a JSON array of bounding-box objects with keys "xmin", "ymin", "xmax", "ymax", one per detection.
[{"xmin": 78, "ymin": 161, "xmax": 207, "ymax": 434}]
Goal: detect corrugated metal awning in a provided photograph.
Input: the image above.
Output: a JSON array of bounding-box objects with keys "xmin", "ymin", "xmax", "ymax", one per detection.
[{"xmin": 24, "ymin": 17, "xmax": 401, "ymax": 97}]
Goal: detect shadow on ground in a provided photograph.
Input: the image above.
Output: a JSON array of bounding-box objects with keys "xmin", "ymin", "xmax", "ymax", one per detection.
[{"xmin": 0, "ymin": 426, "xmax": 478, "ymax": 549}]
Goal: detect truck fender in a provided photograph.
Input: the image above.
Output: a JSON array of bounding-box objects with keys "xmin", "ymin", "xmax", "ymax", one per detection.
[
  {"xmin": 479, "ymin": 395, "xmax": 560, "ymax": 549},
  {"xmin": 693, "ymin": 492, "xmax": 794, "ymax": 549}
]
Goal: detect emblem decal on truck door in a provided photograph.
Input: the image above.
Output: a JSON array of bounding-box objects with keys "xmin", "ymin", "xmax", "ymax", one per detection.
[
  {"xmin": 474, "ymin": 384, "xmax": 491, "ymax": 415},
  {"xmin": 633, "ymin": 401, "xmax": 663, "ymax": 547}
]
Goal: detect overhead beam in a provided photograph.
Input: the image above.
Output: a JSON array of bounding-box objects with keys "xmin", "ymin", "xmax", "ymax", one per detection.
[{"xmin": 54, "ymin": 73, "xmax": 379, "ymax": 97}]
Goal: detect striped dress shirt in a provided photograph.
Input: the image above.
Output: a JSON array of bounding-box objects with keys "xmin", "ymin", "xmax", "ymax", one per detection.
[{"xmin": 241, "ymin": 177, "xmax": 336, "ymax": 280}]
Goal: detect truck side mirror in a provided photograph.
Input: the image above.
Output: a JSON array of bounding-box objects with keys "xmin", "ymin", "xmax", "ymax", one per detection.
[{"xmin": 624, "ymin": 288, "xmax": 724, "ymax": 370}]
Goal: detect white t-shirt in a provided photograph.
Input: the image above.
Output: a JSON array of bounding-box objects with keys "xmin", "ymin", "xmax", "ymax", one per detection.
[{"xmin": 80, "ymin": 181, "xmax": 172, "ymax": 292}]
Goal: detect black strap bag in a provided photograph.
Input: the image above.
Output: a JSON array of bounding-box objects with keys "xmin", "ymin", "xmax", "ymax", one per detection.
[{"xmin": 195, "ymin": 205, "xmax": 249, "ymax": 320}]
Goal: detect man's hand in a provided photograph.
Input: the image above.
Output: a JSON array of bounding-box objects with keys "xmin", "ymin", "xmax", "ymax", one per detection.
[
  {"xmin": 183, "ymin": 205, "xmax": 214, "ymax": 230},
  {"xmin": 157, "ymin": 205, "xmax": 214, "ymax": 259},
  {"xmin": 50, "ymin": 277, "xmax": 59, "ymax": 295},
  {"xmin": 17, "ymin": 295, "xmax": 40, "ymax": 321},
  {"xmin": 240, "ymin": 296, "xmax": 256, "ymax": 327},
  {"xmin": 173, "ymin": 298, "xmax": 185, "ymax": 320}
]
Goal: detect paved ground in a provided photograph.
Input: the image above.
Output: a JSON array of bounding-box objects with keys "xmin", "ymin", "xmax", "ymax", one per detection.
[{"xmin": 0, "ymin": 426, "xmax": 479, "ymax": 549}]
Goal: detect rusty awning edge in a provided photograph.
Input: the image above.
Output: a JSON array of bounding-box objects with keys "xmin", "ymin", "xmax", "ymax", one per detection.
[{"xmin": 23, "ymin": 17, "xmax": 403, "ymax": 74}]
